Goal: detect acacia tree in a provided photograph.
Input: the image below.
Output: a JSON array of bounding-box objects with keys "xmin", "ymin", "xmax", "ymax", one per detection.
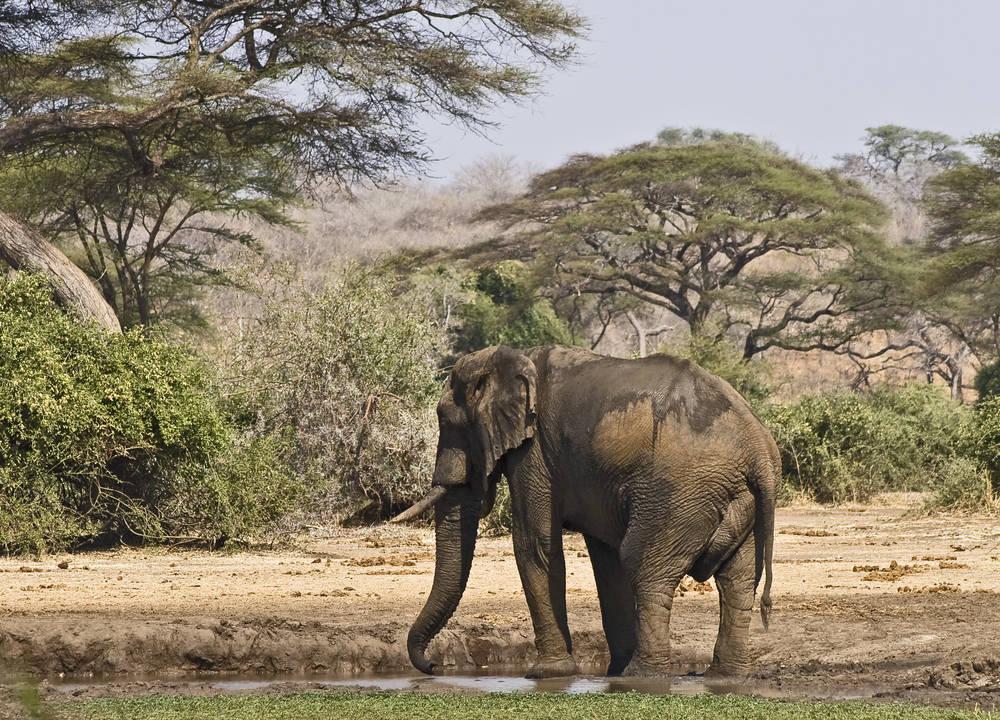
[
  {"xmin": 923, "ymin": 133, "xmax": 1000, "ymax": 364},
  {"xmin": 0, "ymin": 2, "xmax": 124, "ymax": 329},
  {"xmin": 0, "ymin": 115, "xmax": 298, "ymax": 327},
  {"xmin": 838, "ymin": 125, "xmax": 967, "ymax": 210},
  {"xmin": 0, "ymin": 0, "xmax": 584, "ymax": 325},
  {"xmin": 480, "ymin": 135, "xmax": 903, "ymax": 359},
  {"xmin": 838, "ymin": 125, "xmax": 975, "ymax": 397}
]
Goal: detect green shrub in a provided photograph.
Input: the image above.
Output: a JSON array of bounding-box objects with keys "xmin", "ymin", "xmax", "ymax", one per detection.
[
  {"xmin": 760, "ymin": 385, "xmax": 967, "ymax": 503},
  {"xmin": 958, "ymin": 397, "xmax": 1000, "ymax": 485},
  {"xmin": 228, "ymin": 268, "xmax": 442, "ymax": 523},
  {"xmin": 664, "ymin": 333, "xmax": 772, "ymax": 404},
  {"xmin": 919, "ymin": 395, "xmax": 1000, "ymax": 513},
  {"xmin": 453, "ymin": 261, "xmax": 573, "ymax": 354},
  {"xmin": 974, "ymin": 361, "xmax": 1000, "ymax": 404},
  {"xmin": 925, "ymin": 457, "xmax": 999, "ymax": 513},
  {"xmin": 0, "ymin": 274, "xmax": 301, "ymax": 554},
  {"xmin": 150, "ymin": 433, "xmax": 305, "ymax": 543}
]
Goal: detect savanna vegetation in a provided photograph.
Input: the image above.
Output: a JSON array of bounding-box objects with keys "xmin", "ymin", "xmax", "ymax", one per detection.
[{"xmin": 3, "ymin": 1, "xmax": 1000, "ymax": 556}]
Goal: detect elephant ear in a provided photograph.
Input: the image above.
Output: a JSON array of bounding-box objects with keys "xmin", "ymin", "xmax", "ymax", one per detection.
[{"xmin": 463, "ymin": 346, "xmax": 537, "ymax": 490}]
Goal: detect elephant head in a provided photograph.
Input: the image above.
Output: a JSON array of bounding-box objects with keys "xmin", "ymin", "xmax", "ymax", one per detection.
[{"xmin": 397, "ymin": 345, "xmax": 537, "ymax": 674}]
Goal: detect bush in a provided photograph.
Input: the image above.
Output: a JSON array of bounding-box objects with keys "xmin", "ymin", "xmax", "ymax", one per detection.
[
  {"xmin": 760, "ymin": 385, "xmax": 967, "ymax": 503},
  {"xmin": 664, "ymin": 333, "xmax": 772, "ymax": 404},
  {"xmin": 920, "ymin": 395, "xmax": 1000, "ymax": 513},
  {"xmin": 453, "ymin": 261, "xmax": 573, "ymax": 354},
  {"xmin": 974, "ymin": 361, "xmax": 1000, "ymax": 404},
  {"xmin": 228, "ymin": 268, "xmax": 442, "ymax": 522},
  {"xmin": 150, "ymin": 433, "xmax": 305, "ymax": 543},
  {"xmin": 925, "ymin": 457, "xmax": 999, "ymax": 513},
  {"xmin": 0, "ymin": 274, "xmax": 300, "ymax": 554}
]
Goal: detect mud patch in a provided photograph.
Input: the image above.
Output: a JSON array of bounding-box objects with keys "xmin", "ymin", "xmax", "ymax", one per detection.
[
  {"xmin": 854, "ymin": 560, "xmax": 928, "ymax": 582},
  {"xmin": 4, "ymin": 503, "xmax": 1000, "ymax": 710},
  {"xmin": 341, "ymin": 555, "xmax": 426, "ymax": 568},
  {"xmin": 927, "ymin": 659, "xmax": 1000, "ymax": 692},
  {"xmin": 780, "ymin": 528, "xmax": 839, "ymax": 537},
  {"xmin": 897, "ymin": 583, "xmax": 962, "ymax": 594},
  {"xmin": 675, "ymin": 578, "xmax": 714, "ymax": 596},
  {"xmin": 0, "ymin": 618, "xmax": 607, "ymax": 678}
]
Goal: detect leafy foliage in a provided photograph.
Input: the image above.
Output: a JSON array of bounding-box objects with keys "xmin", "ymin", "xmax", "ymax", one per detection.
[
  {"xmin": 920, "ymin": 133, "xmax": 1000, "ymax": 363},
  {"xmin": 839, "ymin": 125, "xmax": 967, "ymax": 193},
  {"xmin": 227, "ymin": 268, "xmax": 443, "ymax": 522},
  {"xmin": 0, "ymin": 273, "xmax": 302, "ymax": 554},
  {"xmin": 926, "ymin": 457, "xmax": 999, "ymax": 514},
  {"xmin": 476, "ymin": 135, "xmax": 902, "ymax": 359},
  {"xmin": 453, "ymin": 261, "xmax": 573, "ymax": 354},
  {"xmin": 663, "ymin": 333, "xmax": 772, "ymax": 405},
  {"xmin": 480, "ymin": 482, "xmax": 514, "ymax": 537},
  {"xmin": 974, "ymin": 361, "xmax": 1000, "ymax": 404},
  {"xmin": 761, "ymin": 385, "xmax": 966, "ymax": 503},
  {"xmin": 0, "ymin": 2, "xmax": 584, "ymax": 183},
  {"xmin": 0, "ymin": 1, "xmax": 584, "ymax": 329},
  {"xmin": 959, "ymin": 398, "xmax": 1000, "ymax": 488},
  {"xmin": 924, "ymin": 397, "xmax": 1000, "ymax": 513},
  {"xmin": 0, "ymin": 116, "xmax": 299, "ymax": 329}
]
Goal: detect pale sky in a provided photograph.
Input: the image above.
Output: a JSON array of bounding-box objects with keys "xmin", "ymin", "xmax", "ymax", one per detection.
[{"xmin": 421, "ymin": 0, "xmax": 1000, "ymax": 179}]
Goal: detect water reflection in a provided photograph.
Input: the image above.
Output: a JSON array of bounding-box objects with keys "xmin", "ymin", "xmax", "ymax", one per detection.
[
  {"xmin": 58, "ymin": 667, "xmax": 756, "ymax": 697},
  {"xmin": 50, "ymin": 664, "xmax": 877, "ymax": 701}
]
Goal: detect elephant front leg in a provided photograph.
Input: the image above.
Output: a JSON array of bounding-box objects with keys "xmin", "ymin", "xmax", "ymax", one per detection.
[
  {"xmin": 707, "ymin": 532, "xmax": 756, "ymax": 678},
  {"xmin": 511, "ymin": 497, "xmax": 577, "ymax": 678}
]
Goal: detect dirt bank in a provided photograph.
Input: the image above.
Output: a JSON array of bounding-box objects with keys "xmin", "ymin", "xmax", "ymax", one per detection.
[{"xmin": 2, "ymin": 497, "xmax": 1000, "ymax": 705}]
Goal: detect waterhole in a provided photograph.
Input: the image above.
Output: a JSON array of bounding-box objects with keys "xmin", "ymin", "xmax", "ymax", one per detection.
[{"xmin": 45, "ymin": 664, "xmax": 891, "ymax": 701}]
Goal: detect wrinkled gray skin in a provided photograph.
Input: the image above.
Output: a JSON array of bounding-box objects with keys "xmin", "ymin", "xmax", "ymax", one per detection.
[{"xmin": 406, "ymin": 345, "xmax": 778, "ymax": 679}]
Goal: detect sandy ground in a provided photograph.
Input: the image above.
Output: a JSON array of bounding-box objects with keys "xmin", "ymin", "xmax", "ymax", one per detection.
[{"xmin": 2, "ymin": 495, "xmax": 1000, "ymax": 705}]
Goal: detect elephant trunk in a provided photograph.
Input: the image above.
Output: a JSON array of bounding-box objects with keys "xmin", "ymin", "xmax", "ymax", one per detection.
[{"xmin": 406, "ymin": 484, "xmax": 481, "ymax": 674}]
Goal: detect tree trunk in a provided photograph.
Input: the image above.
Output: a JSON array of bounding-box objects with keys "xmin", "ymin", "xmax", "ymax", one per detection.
[
  {"xmin": 625, "ymin": 311, "xmax": 648, "ymax": 358},
  {"xmin": 951, "ymin": 367, "xmax": 964, "ymax": 404},
  {"xmin": 625, "ymin": 311, "xmax": 674, "ymax": 358},
  {"xmin": 949, "ymin": 346, "xmax": 969, "ymax": 404},
  {"xmin": 0, "ymin": 211, "xmax": 121, "ymax": 333}
]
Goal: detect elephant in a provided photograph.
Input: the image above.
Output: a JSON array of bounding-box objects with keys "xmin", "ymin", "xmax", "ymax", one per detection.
[{"xmin": 395, "ymin": 344, "xmax": 777, "ymax": 679}]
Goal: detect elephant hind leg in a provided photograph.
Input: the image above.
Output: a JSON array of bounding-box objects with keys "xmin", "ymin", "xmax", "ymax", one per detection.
[
  {"xmin": 689, "ymin": 490, "xmax": 754, "ymax": 582},
  {"xmin": 583, "ymin": 534, "xmax": 636, "ymax": 676},
  {"xmin": 618, "ymin": 528, "xmax": 688, "ymax": 677},
  {"xmin": 707, "ymin": 530, "xmax": 756, "ymax": 678}
]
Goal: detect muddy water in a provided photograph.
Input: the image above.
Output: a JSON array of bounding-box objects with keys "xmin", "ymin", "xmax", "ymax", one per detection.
[{"xmin": 47, "ymin": 665, "xmax": 893, "ymax": 702}]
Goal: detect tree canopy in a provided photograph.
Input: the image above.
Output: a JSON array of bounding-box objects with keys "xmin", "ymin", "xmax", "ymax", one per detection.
[
  {"xmin": 0, "ymin": 101, "xmax": 298, "ymax": 327},
  {"xmin": 477, "ymin": 136, "xmax": 903, "ymax": 359},
  {"xmin": 922, "ymin": 133, "xmax": 1000, "ymax": 362},
  {"xmin": 0, "ymin": 0, "xmax": 585, "ymax": 327},
  {"xmin": 838, "ymin": 125, "xmax": 967, "ymax": 188},
  {"xmin": 0, "ymin": 1, "xmax": 584, "ymax": 181}
]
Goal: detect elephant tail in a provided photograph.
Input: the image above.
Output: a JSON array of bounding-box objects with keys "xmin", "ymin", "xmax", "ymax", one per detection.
[{"xmin": 753, "ymin": 456, "xmax": 776, "ymax": 631}]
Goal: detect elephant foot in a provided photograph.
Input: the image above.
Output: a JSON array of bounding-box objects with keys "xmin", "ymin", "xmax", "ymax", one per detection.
[
  {"xmin": 704, "ymin": 663, "xmax": 751, "ymax": 680},
  {"xmin": 606, "ymin": 654, "xmax": 634, "ymax": 677},
  {"xmin": 621, "ymin": 657, "xmax": 672, "ymax": 677},
  {"xmin": 526, "ymin": 654, "xmax": 578, "ymax": 679}
]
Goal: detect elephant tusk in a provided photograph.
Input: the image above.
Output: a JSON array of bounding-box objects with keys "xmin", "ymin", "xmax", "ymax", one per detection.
[{"xmin": 390, "ymin": 485, "xmax": 449, "ymax": 523}]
